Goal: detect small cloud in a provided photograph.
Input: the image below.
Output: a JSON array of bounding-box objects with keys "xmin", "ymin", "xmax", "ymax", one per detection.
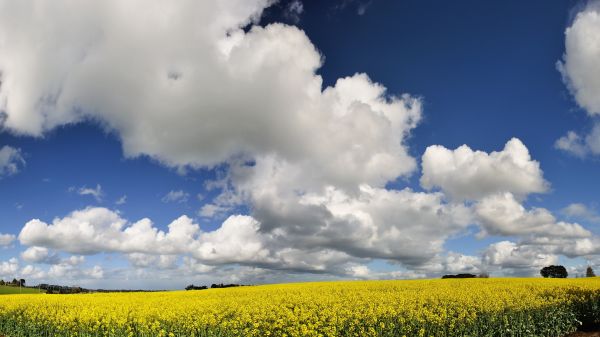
[
  {"xmin": 357, "ymin": 1, "xmax": 373, "ymax": 15},
  {"xmin": 162, "ymin": 190, "xmax": 189, "ymax": 204},
  {"xmin": 0, "ymin": 145, "xmax": 25, "ymax": 178},
  {"xmin": 198, "ymin": 203, "xmax": 229, "ymax": 218},
  {"xmin": 15, "ymin": 203, "xmax": 23, "ymax": 210},
  {"xmin": 115, "ymin": 195, "xmax": 127, "ymax": 205},
  {"xmin": 562, "ymin": 203, "xmax": 600, "ymax": 223},
  {"xmin": 555, "ymin": 131, "xmax": 588, "ymax": 158},
  {"xmin": 334, "ymin": 0, "xmax": 373, "ymax": 16},
  {"xmin": 285, "ymin": 0, "xmax": 304, "ymax": 23},
  {"xmin": 75, "ymin": 184, "xmax": 104, "ymax": 202},
  {"xmin": 0, "ymin": 233, "xmax": 16, "ymax": 247}
]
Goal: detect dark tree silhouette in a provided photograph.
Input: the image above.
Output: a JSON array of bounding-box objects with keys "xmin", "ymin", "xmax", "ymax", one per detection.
[
  {"xmin": 441, "ymin": 274, "xmax": 477, "ymax": 279},
  {"xmin": 586, "ymin": 266, "xmax": 596, "ymax": 277},
  {"xmin": 540, "ymin": 265, "xmax": 568, "ymax": 278}
]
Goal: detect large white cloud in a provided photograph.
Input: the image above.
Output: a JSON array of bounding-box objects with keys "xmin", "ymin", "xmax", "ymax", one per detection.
[
  {"xmin": 556, "ymin": 4, "xmax": 600, "ymax": 157},
  {"xmin": 558, "ymin": 4, "xmax": 600, "ymax": 115},
  {"xmin": 421, "ymin": 138, "xmax": 548, "ymax": 201},
  {"xmin": 0, "ymin": 0, "xmax": 420, "ymax": 186}
]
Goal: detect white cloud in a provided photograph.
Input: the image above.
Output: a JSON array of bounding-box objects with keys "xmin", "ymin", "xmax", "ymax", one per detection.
[
  {"xmin": 0, "ymin": 258, "xmax": 19, "ymax": 277},
  {"xmin": 482, "ymin": 241, "xmax": 558, "ymax": 275},
  {"xmin": 127, "ymin": 253, "xmax": 178, "ymax": 270},
  {"xmin": 3, "ymin": 0, "xmax": 598, "ymax": 283},
  {"xmin": 555, "ymin": 130, "xmax": 589, "ymax": 157},
  {"xmin": 198, "ymin": 203, "xmax": 229, "ymax": 218},
  {"xmin": 48, "ymin": 264, "xmax": 104, "ymax": 280},
  {"xmin": 0, "ymin": 1, "xmax": 421, "ymax": 185},
  {"xmin": 562, "ymin": 203, "xmax": 600, "ymax": 223},
  {"xmin": 555, "ymin": 125, "xmax": 600, "ymax": 157},
  {"xmin": 475, "ymin": 192, "xmax": 591, "ymax": 238},
  {"xmin": 421, "ymin": 138, "xmax": 549, "ymax": 201},
  {"xmin": 0, "ymin": 0, "xmax": 437, "ymax": 276},
  {"xmin": 558, "ymin": 4, "xmax": 600, "ymax": 115},
  {"xmin": 443, "ymin": 252, "xmax": 482, "ymax": 274},
  {"xmin": 19, "ymin": 207, "xmax": 200, "ymax": 255},
  {"xmin": 21, "ymin": 246, "xmax": 59, "ymax": 264},
  {"xmin": 556, "ymin": 4, "xmax": 600, "ymax": 158},
  {"xmin": 162, "ymin": 190, "xmax": 189, "ymax": 204},
  {"xmin": 0, "ymin": 233, "xmax": 15, "ymax": 246},
  {"xmin": 20, "ymin": 265, "xmax": 46, "ymax": 280},
  {"xmin": 74, "ymin": 184, "xmax": 103, "ymax": 202},
  {"xmin": 0, "ymin": 145, "xmax": 25, "ymax": 178}
]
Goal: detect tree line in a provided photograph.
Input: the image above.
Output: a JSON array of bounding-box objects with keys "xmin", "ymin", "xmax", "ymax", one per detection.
[
  {"xmin": 186, "ymin": 283, "xmax": 242, "ymax": 291},
  {"xmin": 0, "ymin": 279, "xmax": 26, "ymax": 287}
]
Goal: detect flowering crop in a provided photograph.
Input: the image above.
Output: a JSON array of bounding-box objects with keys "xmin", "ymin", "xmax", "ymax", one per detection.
[{"xmin": 0, "ymin": 278, "xmax": 599, "ymax": 337}]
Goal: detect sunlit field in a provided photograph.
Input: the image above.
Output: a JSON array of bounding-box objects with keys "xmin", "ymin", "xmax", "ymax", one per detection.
[{"xmin": 0, "ymin": 279, "xmax": 599, "ymax": 337}]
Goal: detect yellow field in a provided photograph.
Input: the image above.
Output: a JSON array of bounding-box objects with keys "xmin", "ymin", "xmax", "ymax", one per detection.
[{"xmin": 0, "ymin": 278, "xmax": 599, "ymax": 337}]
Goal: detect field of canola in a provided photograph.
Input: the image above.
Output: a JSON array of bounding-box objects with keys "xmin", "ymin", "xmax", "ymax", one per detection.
[{"xmin": 0, "ymin": 278, "xmax": 599, "ymax": 337}]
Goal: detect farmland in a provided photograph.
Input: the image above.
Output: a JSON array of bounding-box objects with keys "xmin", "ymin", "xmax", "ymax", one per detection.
[
  {"xmin": 0, "ymin": 285, "xmax": 43, "ymax": 295},
  {"xmin": 0, "ymin": 278, "xmax": 599, "ymax": 337}
]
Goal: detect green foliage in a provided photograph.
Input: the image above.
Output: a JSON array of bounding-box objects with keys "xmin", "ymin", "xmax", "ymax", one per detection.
[
  {"xmin": 586, "ymin": 266, "xmax": 596, "ymax": 278},
  {"xmin": 541, "ymin": 265, "xmax": 568, "ymax": 278}
]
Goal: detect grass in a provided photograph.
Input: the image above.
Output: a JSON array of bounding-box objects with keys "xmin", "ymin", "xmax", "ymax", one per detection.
[{"xmin": 0, "ymin": 285, "xmax": 44, "ymax": 295}]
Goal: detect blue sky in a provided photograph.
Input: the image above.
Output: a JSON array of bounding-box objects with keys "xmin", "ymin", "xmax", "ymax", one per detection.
[{"xmin": 1, "ymin": 0, "xmax": 600, "ymax": 289}]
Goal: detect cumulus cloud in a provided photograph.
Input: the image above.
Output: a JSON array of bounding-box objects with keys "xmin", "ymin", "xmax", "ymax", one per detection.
[
  {"xmin": 19, "ymin": 207, "xmax": 200, "ymax": 255},
  {"xmin": 556, "ymin": 3, "xmax": 600, "ymax": 157},
  {"xmin": 48, "ymin": 264, "xmax": 104, "ymax": 280},
  {"xmin": 482, "ymin": 241, "xmax": 558, "ymax": 275},
  {"xmin": 0, "ymin": 1, "xmax": 419, "ymax": 180},
  {"xmin": 475, "ymin": 192, "xmax": 591, "ymax": 238},
  {"xmin": 127, "ymin": 253, "xmax": 178, "ymax": 270},
  {"xmin": 0, "ymin": 145, "xmax": 25, "ymax": 178},
  {"xmin": 2, "ymin": 0, "xmax": 596, "ymax": 283},
  {"xmin": 421, "ymin": 138, "xmax": 549, "ymax": 201},
  {"xmin": 20, "ymin": 265, "xmax": 46, "ymax": 280},
  {"xmin": 558, "ymin": 3, "xmax": 600, "ymax": 115},
  {"xmin": 0, "ymin": 233, "xmax": 15, "ymax": 246},
  {"xmin": 0, "ymin": 258, "xmax": 18, "ymax": 277},
  {"xmin": 21, "ymin": 246, "xmax": 60, "ymax": 264},
  {"xmin": 162, "ymin": 190, "xmax": 189, "ymax": 204},
  {"xmin": 555, "ymin": 125, "xmax": 600, "ymax": 157},
  {"xmin": 198, "ymin": 203, "xmax": 229, "ymax": 218},
  {"xmin": 562, "ymin": 203, "xmax": 600, "ymax": 223}
]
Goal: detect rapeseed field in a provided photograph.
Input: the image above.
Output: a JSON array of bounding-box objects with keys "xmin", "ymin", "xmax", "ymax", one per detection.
[{"xmin": 0, "ymin": 278, "xmax": 599, "ymax": 337}]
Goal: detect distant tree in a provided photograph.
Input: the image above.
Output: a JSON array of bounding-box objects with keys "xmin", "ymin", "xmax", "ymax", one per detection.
[
  {"xmin": 586, "ymin": 266, "xmax": 596, "ymax": 277},
  {"xmin": 19, "ymin": 279, "xmax": 25, "ymax": 287},
  {"xmin": 186, "ymin": 284, "xmax": 208, "ymax": 291},
  {"xmin": 11, "ymin": 278, "xmax": 18, "ymax": 286},
  {"xmin": 442, "ymin": 274, "xmax": 477, "ymax": 279},
  {"xmin": 540, "ymin": 265, "xmax": 568, "ymax": 278},
  {"xmin": 0, "ymin": 280, "xmax": 4, "ymax": 286}
]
